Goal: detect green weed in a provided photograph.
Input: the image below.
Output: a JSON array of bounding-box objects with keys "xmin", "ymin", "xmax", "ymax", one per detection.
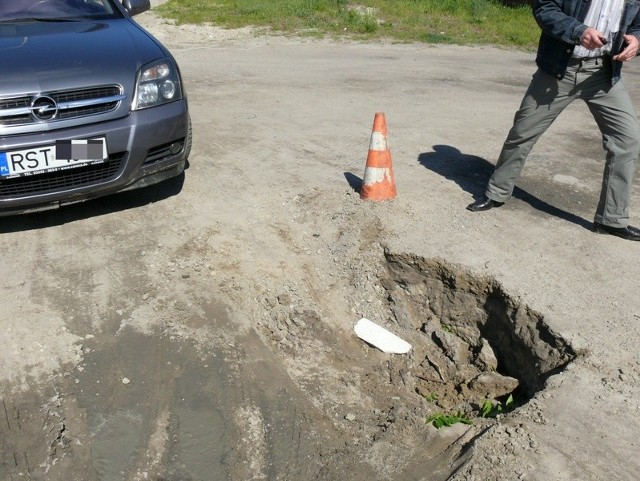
[
  {"xmin": 441, "ymin": 323, "xmax": 458, "ymax": 335},
  {"xmin": 425, "ymin": 411, "xmax": 474, "ymax": 429},
  {"xmin": 425, "ymin": 393, "xmax": 516, "ymax": 428},
  {"xmin": 423, "ymin": 392, "xmax": 439, "ymax": 403},
  {"xmin": 481, "ymin": 394, "xmax": 515, "ymax": 418}
]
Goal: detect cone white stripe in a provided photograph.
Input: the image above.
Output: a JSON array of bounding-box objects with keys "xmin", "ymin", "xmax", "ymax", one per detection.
[
  {"xmin": 363, "ymin": 167, "xmax": 391, "ymax": 184},
  {"xmin": 369, "ymin": 131, "xmax": 388, "ymax": 151}
]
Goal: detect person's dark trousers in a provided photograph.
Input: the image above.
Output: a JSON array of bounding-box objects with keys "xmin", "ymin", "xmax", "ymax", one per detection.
[{"xmin": 485, "ymin": 57, "xmax": 640, "ymax": 228}]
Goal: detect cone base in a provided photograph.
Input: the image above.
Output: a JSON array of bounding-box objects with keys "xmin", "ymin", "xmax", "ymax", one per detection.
[{"xmin": 360, "ymin": 183, "xmax": 397, "ymax": 201}]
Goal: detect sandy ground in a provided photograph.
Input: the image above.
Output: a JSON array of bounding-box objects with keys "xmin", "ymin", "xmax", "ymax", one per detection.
[{"xmin": 1, "ymin": 4, "xmax": 640, "ymax": 481}]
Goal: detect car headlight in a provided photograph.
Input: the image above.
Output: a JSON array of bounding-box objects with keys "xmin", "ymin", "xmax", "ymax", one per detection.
[{"xmin": 133, "ymin": 59, "xmax": 183, "ymax": 110}]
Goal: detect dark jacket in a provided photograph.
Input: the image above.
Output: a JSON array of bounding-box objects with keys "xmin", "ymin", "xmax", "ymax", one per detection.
[{"xmin": 533, "ymin": 0, "xmax": 640, "ymax": 83}]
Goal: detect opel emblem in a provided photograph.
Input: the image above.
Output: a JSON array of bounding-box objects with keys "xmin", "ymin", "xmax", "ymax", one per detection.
[{"xmin": 30, "ymin": 96, "xmax": 58, "ymax": 121}]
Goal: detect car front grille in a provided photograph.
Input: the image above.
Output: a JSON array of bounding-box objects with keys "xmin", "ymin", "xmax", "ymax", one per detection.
[
  {"xmin": 0, "ymin": 86, "xmax": 125, "ymax": 127},
  {"xmin": 0, "ymin": 152, "xmax": 126, "ymax": 198}
]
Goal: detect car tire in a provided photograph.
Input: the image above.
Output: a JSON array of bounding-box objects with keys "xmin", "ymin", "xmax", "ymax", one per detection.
[{"xmin": 184, "ymin": 115, "xmax": 192, "ymax": 161}]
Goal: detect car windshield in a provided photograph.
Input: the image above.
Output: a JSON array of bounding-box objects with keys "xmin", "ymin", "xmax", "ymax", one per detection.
[{"xmin": 0, "ymin": 0, "xmax": 121, "ymax": 22}]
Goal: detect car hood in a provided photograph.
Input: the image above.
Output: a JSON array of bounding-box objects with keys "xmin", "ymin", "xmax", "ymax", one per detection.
[{"xmin": 0, "ymin": 20, "xmax": 165, "ymax": 96}]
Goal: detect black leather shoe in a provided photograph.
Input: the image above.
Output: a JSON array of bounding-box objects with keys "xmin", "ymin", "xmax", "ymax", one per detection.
[
  {"xmin": 466, "ymin": 195, "xmax": 504, "ymax": 212},
  {"xmin": 592, "ymin": 222, "xmax": 640, "ymax": 241}
]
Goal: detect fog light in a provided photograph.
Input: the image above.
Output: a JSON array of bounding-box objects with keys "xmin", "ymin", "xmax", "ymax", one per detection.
[{"xmin": 169, "ymin": 142, "xmax": 182, "ymax": 154}]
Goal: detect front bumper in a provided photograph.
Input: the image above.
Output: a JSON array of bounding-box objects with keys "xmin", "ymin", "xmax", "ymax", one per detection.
[{"xmin": 0, "ymin": 99, "xmax": 189, "ymax": 216}]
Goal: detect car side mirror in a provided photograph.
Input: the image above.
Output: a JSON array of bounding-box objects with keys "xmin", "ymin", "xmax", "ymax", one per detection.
[{"xmin": 122, "ymin": 0, "xmax": 151, "ymax": 16}]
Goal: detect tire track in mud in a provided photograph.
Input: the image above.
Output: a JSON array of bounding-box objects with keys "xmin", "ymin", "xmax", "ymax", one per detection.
[
  {"xmin": 0, "ymin": 324, "xmax": 383, "ymax": 480},
  {"xmin": 2, "ymin": 215, "xmax": 385, "ymax": 481}
]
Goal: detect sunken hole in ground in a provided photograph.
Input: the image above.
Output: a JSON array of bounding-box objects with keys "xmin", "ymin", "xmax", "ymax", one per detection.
[{"xmin": 381, "ymin": 252, "xmax": 577, "ymax": 414}]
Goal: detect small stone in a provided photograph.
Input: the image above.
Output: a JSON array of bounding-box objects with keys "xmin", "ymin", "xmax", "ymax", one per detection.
[
  {"xmin": 278, "ymin": 294, "xmax": 292, "ymax": 306},
  {"xmin": 345, "ymin": 413, "xmax": 356, "ymax": 421},
  {"xmin": 122, "ymin": 377, "xmax": 131, "ymax": 385},
  {"xmin": 476, "ymin": 339, "xmax": 499, "ymax": 371}
]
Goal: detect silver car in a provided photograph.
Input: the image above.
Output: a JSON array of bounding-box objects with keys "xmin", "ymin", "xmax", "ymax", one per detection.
[{"xmin": 0, "ymin": 0, "xmax": 191, "ymax": 216}]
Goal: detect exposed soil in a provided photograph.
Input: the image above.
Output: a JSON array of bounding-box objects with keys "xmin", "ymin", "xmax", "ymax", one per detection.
[{"xmin": 2, "ymin": 4, "xmax": 640, "ymax": 481}]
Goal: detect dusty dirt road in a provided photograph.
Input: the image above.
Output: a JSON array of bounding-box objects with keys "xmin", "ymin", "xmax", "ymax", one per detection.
[{"xmin": 2, "ymin": 5, "xmax": 640, "ymax": 481}]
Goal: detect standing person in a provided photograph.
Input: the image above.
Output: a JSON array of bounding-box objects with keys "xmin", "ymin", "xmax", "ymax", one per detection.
[{"xmin": 467, "ymin": 0, "xmax": 640, "ymax": 241}]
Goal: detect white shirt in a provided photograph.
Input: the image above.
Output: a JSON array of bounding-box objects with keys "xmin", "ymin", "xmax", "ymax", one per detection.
[{"xmin": 573, "ymin": 0, "xmax": 625, "ymax": 58}]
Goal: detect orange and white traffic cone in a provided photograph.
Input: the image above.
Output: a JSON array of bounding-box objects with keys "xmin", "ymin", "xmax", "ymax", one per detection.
[{"xmin": 360, "ymin": 112, "xmax": 396, "ymax": 201}]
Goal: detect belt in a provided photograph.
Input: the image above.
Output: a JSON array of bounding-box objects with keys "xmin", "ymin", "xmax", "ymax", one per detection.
[
  {"xmin": 568, "ymin": 55, "xmax": 611, "ymax": 67},
  {"xmin": 570, "ymin": 55, "xmax": 609, "ymax": 61}
]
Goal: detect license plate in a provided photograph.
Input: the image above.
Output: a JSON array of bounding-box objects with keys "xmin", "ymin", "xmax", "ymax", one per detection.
[{"xmin": 0, "ymin": 138, "xmax": 107, "ymax": 178}]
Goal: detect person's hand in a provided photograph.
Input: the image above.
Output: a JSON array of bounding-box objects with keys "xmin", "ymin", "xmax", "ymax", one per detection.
[
  {"xmin": 613, "ymin": 34, "xmax": 640, "ymax": 62},
  {"xmin": 580, "ymin": 27, "xmax": 607, "ymax": 49}
]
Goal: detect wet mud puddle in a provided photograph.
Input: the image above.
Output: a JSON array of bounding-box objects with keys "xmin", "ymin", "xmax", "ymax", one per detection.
[
  {"xmin": 71, "ymin": 328, "xmax": 357, "ymax": 481},
  {"xmin": 1, "ymin": 325, "xmax": 380, "ymax": 481},
  {"xmin": 76, "ymin": 331, "xmax": 232, "ymax": 481}
]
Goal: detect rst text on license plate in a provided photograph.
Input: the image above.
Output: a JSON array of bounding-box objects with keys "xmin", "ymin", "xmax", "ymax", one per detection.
[{"xmin": 0, "ymin": 138, "xmax": 107, "ymax": 178}]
